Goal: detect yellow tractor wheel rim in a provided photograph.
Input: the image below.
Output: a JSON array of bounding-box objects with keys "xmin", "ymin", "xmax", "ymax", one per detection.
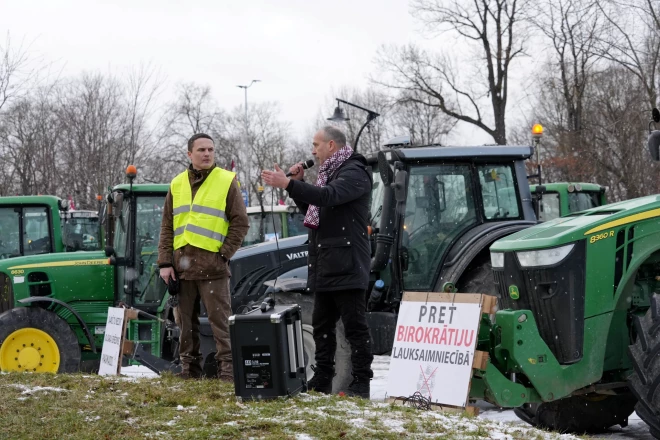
[{"xmin": 0, "ymin": 328, "xmax": 60, "ymax": 373}]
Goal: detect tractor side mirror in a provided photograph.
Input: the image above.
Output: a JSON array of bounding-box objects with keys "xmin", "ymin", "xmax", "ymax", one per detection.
[
  {"xmin": 649, "ymin": 130, "xmax": 660, "ymax": 161},
  {"xmin": 378, "ymin": 151, "xmax": 394, "ymax": 186},
  {"xmin": 393, "ymin": 170, "xmax": 408, "ymax": 202}
]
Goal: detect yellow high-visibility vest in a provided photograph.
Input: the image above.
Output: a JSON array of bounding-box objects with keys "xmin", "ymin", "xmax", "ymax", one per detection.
[{"xmin": 171, "ymin": 168, "xmax": 235, "ymax": 252}]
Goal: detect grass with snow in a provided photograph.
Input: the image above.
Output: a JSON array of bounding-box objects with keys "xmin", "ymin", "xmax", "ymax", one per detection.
[{"xmin": 0, "ymin": 372, "xmax": 581, "ymax": 439}]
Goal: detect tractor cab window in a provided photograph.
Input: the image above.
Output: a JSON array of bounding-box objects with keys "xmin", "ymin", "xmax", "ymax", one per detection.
[
  {"xmin": 62, "ymin": 212, "xmax": 101, "ymax": 251},
  {"xmin": 568, "ymin": 192, "xmax": 601, "ymax": 213},
  {"xmin": 286, "ymin": 211, "xmax": 306, "ymax": 237},
  {"xmin": 133, "ymin": 196, "xmax": 165, "ymax": 305},
  {"xmin": 370, "ymin": 170, "xmax": 385, "ymax": 230},
  {"xmin": 538, "ymin": 193, "xmax": 561, "ymax": 221},
  {"xmin": 23, "ymin": 207, "xmax": 51, "ymax": 255},
  {"xmin": 402, "ymin": 164, "xmax": 477, "ymax": 290},
  {"xmin": 244, "ymin": 212, "xmax": 283, "ymax": 246},
  {"xmin": 478, "ymin": 165, "xmax": 520, "ymax": 220},
  {"xmin": 0, "ymin": 208, "xmax": 20, "ymax": 259}
]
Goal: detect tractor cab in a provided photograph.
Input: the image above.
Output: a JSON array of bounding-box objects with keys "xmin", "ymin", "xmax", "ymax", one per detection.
[
  {"xmin": 530, "ymin": 182, "xmax": 607, "ymax": 221},
  {"xmin": 368, "ymin": 145, "xmax": 536, "ymax": 302}
]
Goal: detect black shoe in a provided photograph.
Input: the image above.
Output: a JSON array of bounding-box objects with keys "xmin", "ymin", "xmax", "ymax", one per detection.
[
  {"xmin": 346, "ymin": 376, "xmax": 370, "ymax": 399},
  {"xmin": 307, "ymin": 365, "xmax": 333, "ymax": 394}
]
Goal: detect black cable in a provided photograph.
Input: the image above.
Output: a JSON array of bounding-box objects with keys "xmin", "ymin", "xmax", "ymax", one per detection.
[
  {"xmin": 393, "ymin": 392, "xmax": 432, "ymax": 410},
  {"xmin": 271, "ymin": 188, "xmax": 282, "ymax": 295}
]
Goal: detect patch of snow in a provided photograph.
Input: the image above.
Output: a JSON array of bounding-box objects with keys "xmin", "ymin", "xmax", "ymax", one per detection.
[
  {"xmin": 120, "ymin": 365, "xmax": 159, "ymax": 378},
  {"xmin": 9, "ymin": 384, "xmax": 67, "ymax": 395}
]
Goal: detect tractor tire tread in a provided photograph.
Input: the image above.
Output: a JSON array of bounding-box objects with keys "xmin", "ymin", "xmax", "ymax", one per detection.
[
  {"xmin": 628, "ymin": 292, "xmax": 660, "ymax": 435},
  {"xmin": 0, "ymin": 307, "xmax": 81, "ymax": 373}
]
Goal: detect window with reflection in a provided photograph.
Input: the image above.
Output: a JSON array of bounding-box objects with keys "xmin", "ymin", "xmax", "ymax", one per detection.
[
  {"xmin": 0, "ymin": 208, "xmax": 20, "ymax": 259},
  {"xmin": 477, "ymin": 164, "xmax": 520, "ymax": 220},
  {"xmin": 539, "ymin": 193, "xmax": 561, "ymax": 221},
  {"xmin": 23, "ymin": 207, "xmax": 51, "ymax": 255},
  {"xmin": 402, "ymin": 164, "xmax": 477, "ymax": 290}
]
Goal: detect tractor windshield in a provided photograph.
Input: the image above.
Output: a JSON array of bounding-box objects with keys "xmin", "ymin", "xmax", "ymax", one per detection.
[
  {"xmin": 401, "ymin": 162, "xmax": 521, "ymax": 290},
  {"xmin": 113, "ymin": 193, "xmax": 166, "ymax": 308},
  {"xmin": 402, "ymin": 164, "xmax": 478, "ymax": 290}
]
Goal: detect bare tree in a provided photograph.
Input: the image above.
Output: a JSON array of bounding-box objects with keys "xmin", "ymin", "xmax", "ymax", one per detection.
[
  {"xmin": 596, "ymin": 0, "xmax": 660, "ymax": 107},
  {"xmin": 390, "ymin": 90, "xmax": 456, "ymax": 145},
  {"xmin": 0, "ymin": 33, "xmax": 36, "ymax": 112},
  {"xmin": 528, "ymin": 0, "xmax": 604, "ymax": 182},
  {"xmin": 154, "ymin": 82, "xmax": 231, "ymax": 183},
  {"xmin": 374, "ymin": 0, "xmax": 531, "ymax": 144}
]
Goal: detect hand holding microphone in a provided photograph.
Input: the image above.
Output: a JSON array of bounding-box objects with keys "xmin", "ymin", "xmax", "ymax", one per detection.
[
  {"xmin": 261, "ymin": 159, "xmax": 314, "ymax": 189},
  {"xmin": 285, "ymin": 159, "xmax": 314, "ymax": 178}
]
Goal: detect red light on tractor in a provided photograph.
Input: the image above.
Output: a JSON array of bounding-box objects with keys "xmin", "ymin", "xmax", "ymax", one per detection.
[
  {"xmin": 126, "ymin": 165, "xmax": 137, "ymax": 179},
  {"xmin": 96, "ymin": 194, "xmax": 103, "ymax": 201}
]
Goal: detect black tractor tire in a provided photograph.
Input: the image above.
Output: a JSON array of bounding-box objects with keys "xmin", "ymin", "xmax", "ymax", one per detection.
[
  {"xmin": 273, "ymin": 291, "xmax": 352, "ymax": 393},
  {"xmin": 513, "ymin": 393, "xmax": 637, "ymax": 434},
  {"xmin": 628, "ymin": 293, "xmax": 660, "ymax": 438},
  {"xmin": 0, "ymin": 274, "xmax": 13, "ymax": 314},
  {"xmin": 0, "ymin": 307, "xmax": 81, "ymax": 373},
  {"xmin": 456, "ymin": 257, "xmax": 497, "ymax": 297}
]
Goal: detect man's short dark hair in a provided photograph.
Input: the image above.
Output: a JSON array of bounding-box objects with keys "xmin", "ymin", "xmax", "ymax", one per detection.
[
  {"xmin": 320, "ymin": 126, "xmax": 347, "ymax": 147},
  {"xmin": 187, "ymin": 133, "xmax": 214, "ymax": 152}
]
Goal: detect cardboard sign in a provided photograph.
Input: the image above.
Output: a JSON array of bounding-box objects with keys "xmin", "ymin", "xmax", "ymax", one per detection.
[
  {"xmin": 98, "ymin": 307, "xmax": 127, "ymax": 376},
  {"xmin": 386, "ymin": 292, "xmax": 485, "ymax": 407}
]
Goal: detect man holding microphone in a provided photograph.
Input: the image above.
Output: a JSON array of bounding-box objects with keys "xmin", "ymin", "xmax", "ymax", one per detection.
[{"xmin": 261, "ymin": 126, "xmax": 373, "ymax": 398}]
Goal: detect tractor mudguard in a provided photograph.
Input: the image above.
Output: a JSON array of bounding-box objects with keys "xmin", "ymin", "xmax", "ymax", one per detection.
[
  {"xmin": 18, "ymin": 297, "xmax": 97, "ymax": 353},
  {"xmin": 438, "ymin": 221, "xmax": 536, "ymax": 288}
]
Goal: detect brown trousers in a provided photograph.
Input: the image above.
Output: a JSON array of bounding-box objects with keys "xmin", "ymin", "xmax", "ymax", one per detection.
[{"xmin": 173, "ymin": 277, "xmax": 232, "ymax": 375}]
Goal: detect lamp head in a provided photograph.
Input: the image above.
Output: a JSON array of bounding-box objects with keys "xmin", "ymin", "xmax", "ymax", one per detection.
[{"xmin": 327, "ymin": 106, "xmax": 349, "ymax": 122}]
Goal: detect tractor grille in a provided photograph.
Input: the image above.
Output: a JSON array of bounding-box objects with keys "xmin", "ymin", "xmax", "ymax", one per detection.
[{"xmin": 494, "ymin": 240, "xmax": 586, "ymax": 364}]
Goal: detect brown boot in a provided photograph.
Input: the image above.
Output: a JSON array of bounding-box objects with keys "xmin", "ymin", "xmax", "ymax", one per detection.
[
  {"xmin": 217, "ymin": 361, "xmax": 234, "ymax": 383},
  {"xmin": 175, "ymin": 364, "xmax": 203, "ymax": 380}
]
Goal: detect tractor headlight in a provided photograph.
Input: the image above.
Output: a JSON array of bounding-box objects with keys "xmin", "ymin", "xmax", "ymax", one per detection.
[
  {"xmin": 490, "ymin": 252, "xmax": 504, "ymax": 268},
  {"xmin": 516, "ymin": 244, "xmax": 575, "ymax": 268}
]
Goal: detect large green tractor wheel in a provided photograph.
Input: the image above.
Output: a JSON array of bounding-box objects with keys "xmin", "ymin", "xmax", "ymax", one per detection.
[
  {"xmin": 0, "ymin": 307, "xmax": 81, "ymax": 373},
  {"xmin": 513, "ymin": 393, "xmax": 636, "ymax": 433},
  {"xmin": 628, "ymin": 293, "xmax": 660, "ymax": 438}
]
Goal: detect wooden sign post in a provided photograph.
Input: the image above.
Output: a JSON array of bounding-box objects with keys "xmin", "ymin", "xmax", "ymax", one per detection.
[
  {"xmin": 98, "ymin": 307, "xmax": 139, "ymax": 376},
  {"xmin": 386, "ymin": 292, "xmax": 496, "ymax": 412}
]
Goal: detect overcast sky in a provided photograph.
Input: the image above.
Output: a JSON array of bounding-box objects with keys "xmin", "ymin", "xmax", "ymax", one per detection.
[{"xmin": 1, "ymin": 0, "xmax": 531, "ymax": 146}]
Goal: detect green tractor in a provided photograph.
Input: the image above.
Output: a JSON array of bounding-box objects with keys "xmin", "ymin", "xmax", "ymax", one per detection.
[
  {"xmin": 530, "ymin": 182, "xmax": 607, "ymax": 221},
  {"xmin": 0, "ymin": 180, "xmax": 171, "ymax": 373},
  {"xmin": 0, "ymin": 196, "xmax": 102, "ymax": 262},
  {"xmin": 475, "ymin": 114, "xmax": 660, "ymax": 435}
]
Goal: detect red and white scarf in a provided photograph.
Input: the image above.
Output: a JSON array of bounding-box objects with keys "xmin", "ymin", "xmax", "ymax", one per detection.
[{"xmin": 303, "ymin": 145, "xmax": 354, "ymax": 229}]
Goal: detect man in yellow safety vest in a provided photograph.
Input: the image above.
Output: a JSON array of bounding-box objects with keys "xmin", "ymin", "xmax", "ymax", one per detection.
[{"xmin": 158, "ymin": 133, "xmax": 249, "ymax": 380}]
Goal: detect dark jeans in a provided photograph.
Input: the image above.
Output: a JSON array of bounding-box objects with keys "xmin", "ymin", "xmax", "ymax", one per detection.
[{"xmin": 312, "ymin": 288, "xmax": 374, "ymax": 380}]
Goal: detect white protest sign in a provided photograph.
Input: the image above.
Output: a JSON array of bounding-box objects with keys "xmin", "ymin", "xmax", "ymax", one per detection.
[
  {"xmin": 386, "ymin": 292, "xmax": 484, "ymax": 407},
  {"xmin": 98, "ymin": 307, "xmax": 126, "ymax": 376}
]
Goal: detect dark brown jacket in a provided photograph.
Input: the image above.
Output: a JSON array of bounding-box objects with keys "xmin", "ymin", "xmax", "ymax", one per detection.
[{"xmin": 157, "ymin": 164, "xmax": 249, "ymax": 280}]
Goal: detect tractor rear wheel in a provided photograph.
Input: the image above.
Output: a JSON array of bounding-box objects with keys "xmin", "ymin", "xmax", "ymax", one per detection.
[
  {"xmin": 0, "ymin": 307, "xmax": 81, "ymax": 373},
  {"xmin": 513, "ymin": 393, "xmax": 636, "ymax": 433},
  {"xmin": 628, "ymin": 293, "xmax": 660, "ymax": 438}
]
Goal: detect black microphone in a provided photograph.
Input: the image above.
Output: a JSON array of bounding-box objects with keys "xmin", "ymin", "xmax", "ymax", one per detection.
[{"xmin": 285, "ymin": 159, "xmax": 314, "ymax": 177}]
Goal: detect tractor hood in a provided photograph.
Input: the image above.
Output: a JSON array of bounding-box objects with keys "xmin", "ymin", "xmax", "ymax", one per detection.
[
  {"xmin": 491, "ymin": 195, "xmax": 660, "ymax": 251},
  {"xmin": 0, "ymin": 250, "xmax": 109, "ymax": 274}
]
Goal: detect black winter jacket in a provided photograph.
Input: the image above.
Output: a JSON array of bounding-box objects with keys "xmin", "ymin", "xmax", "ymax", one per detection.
[{"xmin": 286, "ymin": 153, "xmax": 372, "ymax": 292}]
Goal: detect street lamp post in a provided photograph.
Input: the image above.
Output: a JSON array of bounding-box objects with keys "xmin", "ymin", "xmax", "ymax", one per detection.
[
  {"xmin": 327, "ymin": 98, "xmax": 380, "ymax": 153},
  {"xmin": 236, "ymin": 80, "xmax": 260, "ymax": 205}
]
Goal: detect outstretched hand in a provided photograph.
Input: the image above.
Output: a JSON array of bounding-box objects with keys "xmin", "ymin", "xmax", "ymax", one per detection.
[{"xmin": 261, "ymin": 164, "xmax": 291, "ymax": 189}]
